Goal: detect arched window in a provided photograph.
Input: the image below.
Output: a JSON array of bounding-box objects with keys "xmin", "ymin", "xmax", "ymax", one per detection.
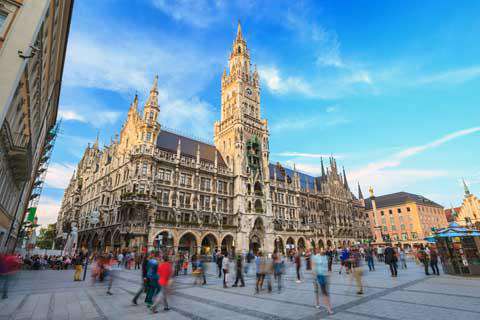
[
  {"xmin": 237, "ymin": 46, "xmax": 241, "ymax": 54},
  {"xmin": 255, "ymin": 199, "xmax": 263, "ymax": 213}
]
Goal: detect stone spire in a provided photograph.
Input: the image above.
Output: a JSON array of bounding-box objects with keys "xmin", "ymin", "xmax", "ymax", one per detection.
[
  {"xmin": 236, "ymin": 20, "xmax": 243, "ymax": 41},
  {"xmin": 321, "ymin": 157, "xmax": 325, "ymax": 178},
  {"xmin": 145, "ymin": 75, "xmax": 159, "ymax": 111},
  {"xmin": 93, "ymin": 130, "xmax": 99, "ymax": 149},
  {"xmin": 176, "ymin": 138, "xmax": 181, "ymax": 159},
  {"xmin": 129, "ymin": 94, "xmax": 138, "ymax": 114},
  {"xmin": 342, "ymin": 166, "xmax": 349, "ymax": 189},
  {"xmin": 463, "ymin": 178, "xmax": 471, "ymax": 196},
  {"xmin": 358, "ymin": 182, "xmax": 364, "ymax": 200}
]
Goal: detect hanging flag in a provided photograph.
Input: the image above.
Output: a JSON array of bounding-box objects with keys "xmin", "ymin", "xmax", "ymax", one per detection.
[{"xmin": 27, "ymin": 207, "xmax": 37, "ymax": 222}]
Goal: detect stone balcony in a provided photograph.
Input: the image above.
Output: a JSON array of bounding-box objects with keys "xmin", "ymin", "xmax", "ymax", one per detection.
[{"xmin": 0, "ymin": 121, "xmax": 32, "ymax": 184}]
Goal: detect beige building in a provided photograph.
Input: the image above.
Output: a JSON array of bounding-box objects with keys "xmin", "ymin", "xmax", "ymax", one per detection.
[
  {"xmin": 365, "ymin": 191, "xmax": 447, "ymax": 247},
  {"xmin": 454, "ymin": 180, "xmax": 480, "ymax": 228},
  {"xmin": 56, "ymin": 23, "xmax": 370, "ymax": 255},
  {"xmin": 0, "ymin": 0, "xmax": 73, "ymax": 251}
]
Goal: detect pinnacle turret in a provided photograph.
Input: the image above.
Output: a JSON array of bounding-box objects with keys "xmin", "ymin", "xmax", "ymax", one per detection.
[
  {"xmin": 358, "ymin": 182, "xmax": 364, "ymax": 199},
  {"xmin": 463, "ymin": 178, "xmax": 471, "ymax": 196}
]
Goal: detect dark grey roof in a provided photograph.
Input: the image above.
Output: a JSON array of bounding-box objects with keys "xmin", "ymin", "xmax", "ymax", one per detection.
[
  {"xmin": 364, "ymin": 192, "xmax": 443, "ymax": 210},
  {"xmin": 156, "ymin": 130, "xmax": 227, "ymax": 167},
  {"xmin": 269, "ymin": 163, "xmax": 317, "ymax": 190}
]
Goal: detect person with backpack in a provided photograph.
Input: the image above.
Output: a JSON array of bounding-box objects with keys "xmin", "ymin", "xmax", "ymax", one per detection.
[
  {"xmin": 132, "ymin": 252, "xmax": 152, "ymax": 305},
  {"xmin": 365, "ymin": 246, "xmax": 375, "ymax": 271},
  {"xmin": 144, "ymin": 253, "xmax": 160, "ymax": 306},
  {"xmin": 273, "ymin": 251, "xmax": 284, "ymax": 292},
  {"xmin": 417, "ymin": 246, "xmax": 430, "ymax": 275},
  {"xmin": 384, "ymin": 244, "xmax": 398, "ymax": 277}
]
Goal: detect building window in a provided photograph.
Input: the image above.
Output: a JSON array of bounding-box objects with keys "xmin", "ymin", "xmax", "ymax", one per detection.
[
  {"xmin": 146, "ymin": 132, "xmax": 152, "ymax": 141},
  {"xmin": 389, "ymin": 209, "xmax": 393, "ymax": 214},
  {"xmin": 0, "ymin": 12, "xmax": 7, "ymax": 31},
  {"xmin": 380, "ymin": 211, "xmax": 384, "ymax": 216},
  {"xmin": 401, "ymin": 233, "xmax": 408, "ymax": 240},
  {"xmin": 383, "ymin": 226, "xmax": 387, "ymax": 232},
  {"xmin": 397, "ymin": 208, "xmax": 401, "ymax": 213},
  {"xmin": 201, "ymin": 177, "xmax": 211, "ymax": 191}
]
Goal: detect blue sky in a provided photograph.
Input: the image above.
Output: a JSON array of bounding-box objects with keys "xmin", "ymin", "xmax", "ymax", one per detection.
[{"xmin": 38, "ymin": 0, "xmax": 480, "ymax": 225}]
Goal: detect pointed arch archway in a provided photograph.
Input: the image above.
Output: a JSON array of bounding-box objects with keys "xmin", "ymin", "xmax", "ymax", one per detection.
[
  {"xmin": 179, "ymin": 232, "xmax": 198, "ymax": 255},
  {"xmin": 221, "ymin": 234, "xmax": 234, "ymax": 256},
  {"xmin": 249, "ymin": 217, "xmax": 265, "ymax": 254},
  {"xmin": 297, "ymin": 237, "xmax": 306, "ymax": 253},
  {"xmin": 201, "ymin": 233, "xmax": 218, "ymax": 255}
]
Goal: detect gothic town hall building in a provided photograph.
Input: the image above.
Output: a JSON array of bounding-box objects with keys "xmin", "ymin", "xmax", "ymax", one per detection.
[{"xmin": 56, "ymin": 24, "xmax": 371, "ymax": 255}]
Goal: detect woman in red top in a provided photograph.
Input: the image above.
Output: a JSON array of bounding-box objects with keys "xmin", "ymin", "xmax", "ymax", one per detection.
[{"xmin": 151, "ymin": 256, "xmax": 172, "ymax": 313}]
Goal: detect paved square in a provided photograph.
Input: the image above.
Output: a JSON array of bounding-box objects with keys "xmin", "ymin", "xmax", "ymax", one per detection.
[{"xmin": 1, "ymin": 260, "xmax": 480, "ymax": 320}]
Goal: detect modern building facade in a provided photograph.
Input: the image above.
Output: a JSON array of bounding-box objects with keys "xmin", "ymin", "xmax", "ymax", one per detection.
[
  {"xmin": 55, "ymin": 23, "xmax": 370, "ymax": 255},
  {"xmin": 365, "ymin": 191, "xmax": 447, "ymax": 247},
  {"xmin": 0, "ymin": 0, "xmax": 73, "ymax": 251},
  {"xmin": 454, "ymin": 180, "xmax": 480, "ymax": 228}
]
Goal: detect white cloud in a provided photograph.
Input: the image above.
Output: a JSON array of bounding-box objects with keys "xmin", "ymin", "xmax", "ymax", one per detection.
[
  {"xmin": 36, "ymin": 196, "xmax": 61, "ymax": 226},
  {"xmin": 63, "ymin": 22, "xmax": 221, "ymax": 139},
  {"xmin": 59, "ymin": 107, "xmax": 122, "ymax": 127},
  {"xmin": 258, "ymin": 65, "xmax": 313, "ymax": 96},
  {"xmin": 416, "ymin": 66, "xmax": 480, "ymax": 85},
  {"xmin": 151, "ymin": 0, "xmax": 225, "ymax": 28},
  {"xmin": 44, "ymin": 163, "xmax": 76, "ymax": 189},
  {"xmin": 350, "ymin": 127, "xmax": 480, "ymax": 194}
]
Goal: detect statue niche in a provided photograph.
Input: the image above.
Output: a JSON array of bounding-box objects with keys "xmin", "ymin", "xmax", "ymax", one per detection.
[{"xmin": 246, "ymin": 135, "xmax": 261, "ymax": 175}]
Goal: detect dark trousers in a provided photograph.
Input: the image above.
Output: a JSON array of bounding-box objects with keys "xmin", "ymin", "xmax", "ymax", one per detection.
[
  {"xmin": 422, "ymin": 261, "xmax": 430, "ymax": 275},
  {"xmin": 132, "ymin": 280, "xmax": 146, "ymax": 303},
  {"xmin": 327, "ymin": 257, "xmax": 333, "ymax": 272},
  {"xmin": 218, "ymin": 265, "xmax": 222, "ymax": 278},
  {"xmin": 367, "ymin": 257, "xmax": 375, "ymax": 271},
  {"xmin": 274, "ymin": 272, "xmax": 282, "ymax": 291},
  {"xmin": 234, "ymin": 270, "xmax": 245, "ymax": 286},
  {"xmin": 430, "ymin": 261, "xmax": 439, "ymax": 275},
  {"xmin": 388, "ymin": 262, "xmax": 398, "ymax": 276},
  {"xmin": 296, "ymin": 266, "xmax": 301, "ymax": 280},
  {"xmin": 1, "ymin": 275, "xmax": 10, "ymax": 299},
  {"xmin": 145, "ymin": 279, "xmax": 159, "ymax": 304}
]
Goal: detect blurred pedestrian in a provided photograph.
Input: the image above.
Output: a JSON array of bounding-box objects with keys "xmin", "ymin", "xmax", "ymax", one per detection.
[
  {"xmin": 429, "ymin": 248, "xmax": 440, "ymax": 275},
  {"xmin": 365, "ymin": 246, "xmax": 375, "ymax": 271},
  {"xmin": 311, "ymin": 248, "xmax": 333, "ymax": 314},
  {"xmin": 417, "ymin": 246, "xmax": 430, "ymax": 275},
  {"xmin": 73, "ymin": 254, "xmax": 83, "ymax": 281},
  {"xmin": 216, "ymin": 252, "xmax": 223, "ymax": 278},
  {"xmin": 132, "ymin": 252, "xmax": 151, "ymax": 305},
  {"xmin": 151, "ymin": 255, "xmax": 172, "ymax": 313},
  {"xmin": 384, "ymin": 244, "xmax": 398, "ymax": 277},
  {"xmin": 0, "ymin": 253, "xmax": 21, "ymax": 299},
  {"xmin": 273, "ymin": 251, "xmax": 284, "ymax": 292},
  {"xmin": 350, "ymin": 248, "xmax": 364, "ymax": 295},
  {"xmin": 326, "ymin": 247, "xmax": 333, "ymax": 272},
  {"xmin": 145, "ymin": 253, "xmax": 160, "ymax": 306},
  {"xmin": 222, "ymin": 253, "xmax": 230, "ymax": 288},
  {"xmin": 399, "ymin": 248, "xmax": 407, "ymax": 269},
  {"xmin": 232, "ymin": 254, "xmax": 245, "ymax": 287},
  {"xmin": 294, "ymin": 251, "xmax": 302, "ymax": 283}
]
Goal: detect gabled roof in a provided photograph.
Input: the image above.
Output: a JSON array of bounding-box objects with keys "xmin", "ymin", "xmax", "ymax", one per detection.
[
  {"xmin": 156, "ymin": 130, "xmax": 227, "ymax": 167},
  {"xmin": 364, "ymin": 192, "xmax": 443, "ymax": 210}
]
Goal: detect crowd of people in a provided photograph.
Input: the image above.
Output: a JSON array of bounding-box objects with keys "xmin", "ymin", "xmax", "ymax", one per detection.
[{"xmin": 1, "ymin": 242, "xmax": 444, "ymax": 315}]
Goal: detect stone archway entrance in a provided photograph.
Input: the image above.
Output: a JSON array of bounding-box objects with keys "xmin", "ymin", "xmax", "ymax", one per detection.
[
  {"xmin": 249, "ymin": 217, "xmax": 265, "ymax": 254},
  {"xmin": 201, "ymin": 234, "xmax": 218, "ymax": 255},
  {"xmin": 298, "ymin": 237, "xmax": 306, "ymax": 253},
  {"xmin": 221, "ymin": 234, "xmax": 234, "ymax": 255},
  {"xmin": 179, "ymin": 232, "xmax": 198, "ymax": 255}
]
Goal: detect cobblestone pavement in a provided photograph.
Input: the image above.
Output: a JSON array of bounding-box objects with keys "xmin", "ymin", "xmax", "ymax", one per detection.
[{"xmin": 1, "ymin": 260, "xmax": 480, "ymax": 320}]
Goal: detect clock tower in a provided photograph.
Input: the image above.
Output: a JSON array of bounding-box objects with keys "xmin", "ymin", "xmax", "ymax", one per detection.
[{"xmin": 214, "ymin": 22, "xmax": 273, "ymax": 254}]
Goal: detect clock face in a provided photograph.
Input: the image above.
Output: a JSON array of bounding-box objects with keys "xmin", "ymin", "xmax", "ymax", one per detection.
[{"xmin": 246, "ymin": 88, "xmax": 252, "ymax": 95}]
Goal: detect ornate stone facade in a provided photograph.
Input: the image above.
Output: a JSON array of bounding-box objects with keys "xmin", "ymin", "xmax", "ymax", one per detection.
[
  {"xmin": 455, "ymin": 180, "xmax": 480, "ymax": 228},
  {"xmin": 56, "ymin": 23, "xmax": 370, "ymax": 255}
]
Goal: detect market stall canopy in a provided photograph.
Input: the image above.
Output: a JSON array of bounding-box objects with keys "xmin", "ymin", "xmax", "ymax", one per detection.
[{"xmin": 426, "ymin": 222, "xmax": 480, "ymax": 240}]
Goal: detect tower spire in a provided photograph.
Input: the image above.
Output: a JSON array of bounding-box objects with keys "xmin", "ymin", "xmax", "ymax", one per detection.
[
  {"xmin": 321, "ymin": 157, "xmax": 325, "ymax": 178},
  {"xmin": 463, "ymin": 178, "xmax": 471, "ymax": 196},
  {"xmin": 93, "ymin": 130, "xmax": 100, "ymax": 149},
  {"xmin": 342, "ymin": 166, "xmax": 349, "ymax": 189},
  {"xmin": 358, "ymin": 182, "xmax": 364, "ymax": 199},
  {"xmin": 236, "ymin": 20, "xmax": 243, "ymax": 40},
  {"xmin": 145, "ymin": 75, "xmax": 159, "ymax": 109}
]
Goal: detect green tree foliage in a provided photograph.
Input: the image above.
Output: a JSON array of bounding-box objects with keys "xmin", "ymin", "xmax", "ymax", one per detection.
[{"xmin": 36, "ymin": 223, "xmax": 56, "ymax": 249}]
